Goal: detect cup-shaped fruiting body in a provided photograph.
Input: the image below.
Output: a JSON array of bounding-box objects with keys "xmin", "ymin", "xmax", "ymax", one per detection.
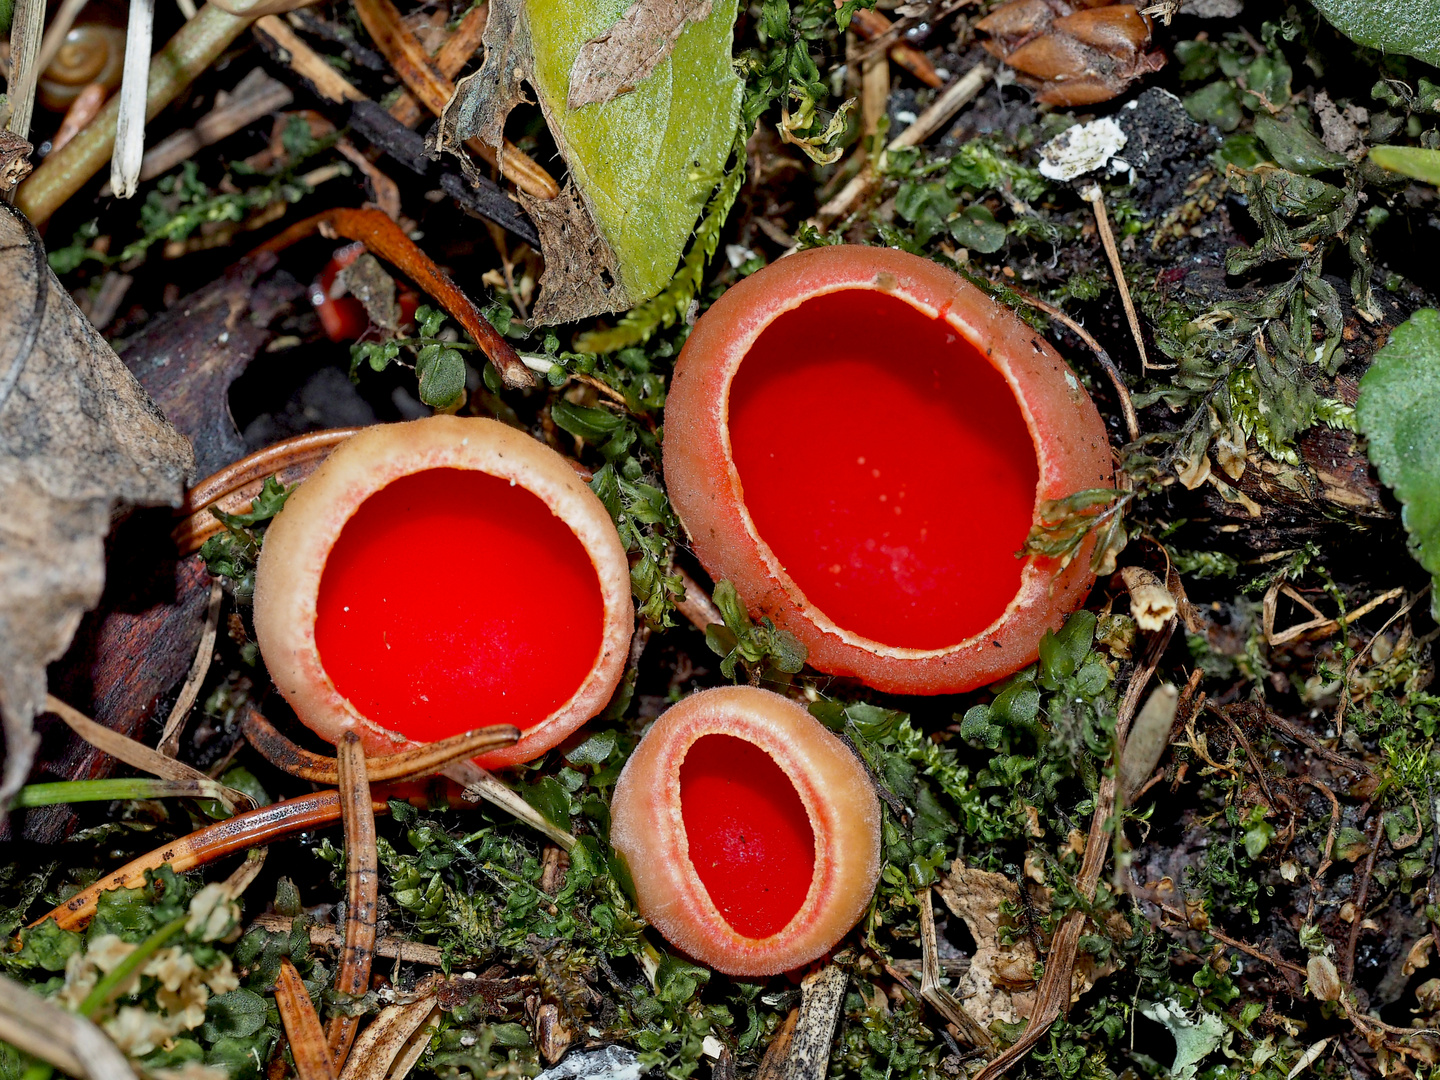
[
  {"xmin": 253, "ymin": 416, "xmax": 632, "ymax": 767},
  {"xmin": 609, "ymin": 686, "xmax": 881, "ymax": 976},
  {"xmin": 664, "ymin": 245, "xmax": 1112, "ymax": 696}
]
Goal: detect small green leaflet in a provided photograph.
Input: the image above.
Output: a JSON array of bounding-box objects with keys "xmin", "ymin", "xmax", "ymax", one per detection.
[
  {"xmin": 1356, "ymin": 308, "xmax": 1440, "ymax": 617},
  {"xmin": 1307, "ymin": 0, "xmax": 1440, "ymax": 68},
  {"xmin": 1369, "ymin": 146, "xmax": 1440, "ymax": 186}
]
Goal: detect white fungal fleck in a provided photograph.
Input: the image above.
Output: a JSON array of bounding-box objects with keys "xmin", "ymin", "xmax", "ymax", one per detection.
[{"xmin": 1038, "ymin": 118, "xmax": 1128, "ymax": 182}]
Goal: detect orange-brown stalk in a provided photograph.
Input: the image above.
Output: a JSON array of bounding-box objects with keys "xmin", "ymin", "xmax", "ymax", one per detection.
[
  {"xmin": 326, "ymin": 734, "xmax": 378, "ymax": 1069},
  {"xmin": 276, "ymin": 957, "xmax": 339, "ymax": 1080}
]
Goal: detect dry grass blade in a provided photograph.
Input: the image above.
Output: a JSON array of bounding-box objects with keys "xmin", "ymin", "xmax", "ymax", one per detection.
[
  {"xmin": 917, "ymin": 887, "xmax": 992, "ymax": 1049},
  {"xmin": 111, "ymin": 0, "xmax": 157, "ymax": 199},
  {"xmin": 277, "ymin": 957, "xmax": 339, "ymax": 1080},
  {"xmin": 252, "ymin": 913, "xmax": 445, "ymax": 966},
  {"xmin": 0, "ymin": 972, "xmax": 136, "ymax": 1080},
  {"xmin": 337, "ymin": 996, "xmax": 438, "ymax": 1080},
  {"xmin": 35, "ymin": 789, "xmax": 393, "ymax": 930},
  {"xmin": 158, "ymin": 578, "xmax": 224, "ymax": 756},
  {"xmin": 4, "ymin": 0, "xmax": 48, "ymax": 146},
  {"xmin": 390, "ymin": 1, "xmax": 489, "ymax": 126},
  {"xmin": 46, "ymin": 694, "xmax": 250, "ymax": 813},
  {"xmin": 1083, "ymin": 185, "xmax": 1154, "ymax": 372},
  {"xmin": 444, "ymin": 758, "xmax": 577, "ymax": 850},
  {"xmin": 326, "ymin": 733, "xmax": 379, "ymax": 1070},
  {"xmin": 241, "ymin": 705, "xmax": 520, "ymax": 782}
]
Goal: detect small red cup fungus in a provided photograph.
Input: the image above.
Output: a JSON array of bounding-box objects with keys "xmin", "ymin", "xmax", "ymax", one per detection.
[
  {"xmin": 253, "ymin": 415, "xmax": 633, "ymax": 767},
  {"xmin": 664, "ymin": 245, "xmax": 1112, "ymax": 696},
  {"xmin": 311, "ymin": 242, "xmax": 420, "ymax": 343},
  {"xmin": 609, "ymin": 686, "xmax": 880, "ymax": 976}
]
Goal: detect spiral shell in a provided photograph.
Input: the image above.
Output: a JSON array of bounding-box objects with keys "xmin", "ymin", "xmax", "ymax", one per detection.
[{"xmin": 39, "ymin": 25, "xmax": 126, "ymax": 111}]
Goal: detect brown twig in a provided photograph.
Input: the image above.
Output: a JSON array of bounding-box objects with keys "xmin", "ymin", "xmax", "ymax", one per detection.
[
  {"xmin": 252, "ymin": 913, "xmax": 445, "ymax": 967},
  {"xmin": 326, "ymin": 734, "xmax": 379, "ymax": 1069},
  {"xmin": 351, "ymin": 0, "xmax": 557, "ymax": 200},
  {"xmin": 276, "ymin": 957, "xmax": 339, "ymax": 1080},
  {"xmin": 33, "ymin": 789, "xmax": 402, "ymax": 930},
  {"xmin": 252, "ymin": 207, "xmax": 534, "ymax": 388},
  {"xmin": 1341, "ymin": 813, "xmax": 1383, "ymax": 983},
  {"xmin": 241, "ymin": 705, "xmax": 519, "ymax": 783},
  {"xmin": 1249, "ymin": 705, "xmax": 1373, "ymax": 776},
  {"xmin": 675, "ymin": 567, "xmax": 723, "ymax": 633},
  {"xmin": 1003, "ymin": 285, "xmax": 1139, "ymax": 443},
  {"xmin": 254, "ymin": 15, "xmax": 367, "ymax": 103},
  {"xmin": 390, "ymin": 1, "xmax": 489, "ymax": 126}
]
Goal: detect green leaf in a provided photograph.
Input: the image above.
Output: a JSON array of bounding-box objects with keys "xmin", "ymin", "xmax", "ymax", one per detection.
[
  {"xmin": 14, "ymin": 920, "xmax": 82, "ymax": 972},
  {"xmin": 1369, "ymin": 145, "xmax": 1440, "ymax": 185},
  {"xmin": 550, "ymin": 400, "xmax": 625, "ymax": 441},
  {"xmin": 1356, "ymin": 308, "xmax": 1440, "ymax": 616},
  {"xmin": 1183, "ymin": 81, "xmax": 1243, "ymax": 132},
  {"xmin": 416, "ymin": 347, "xmax": 467, "ymax": 410},
  {"xmin": 523, "ymin": 776, "xmax": 573, "ymax": 832},
  {"xmin": 203, "ymin": 989, "xmax": 269, "ymax": 1041},
  {"xmin": 442, "ymin": 0, "xmax": 742, "ymax": 321},
  {"xmin": 1252, "ymin": 114, "xmax": 1346, "ymax": 175},
  {"xmin": 949, "ymin": 204, "xmax": 1007, "ymax": 254},
  {"xmin": 1307, "ymin": 0, "xmax": 1440, "ymax": 68}
]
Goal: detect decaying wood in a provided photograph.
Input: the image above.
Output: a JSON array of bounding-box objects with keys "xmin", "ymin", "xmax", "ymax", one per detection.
[
  {"xmin": 120, "ymin": 254, "xmax": 307, "ymax": 477},
  {"xmin": 252, "ymin": 913, "xmax": 446, "ymax": 967},
  {"xmin": 0, "ymin": 202, "xmax": 192, "ymax": 814},
  {"xmin": 327, "ymin": 733, "xmax": 380, "ymax": 1068},
  {"xmin": 254, "ymin": 14, "xmax": 368, "ymax": 103},
  {"xmin": 754, "ymin": 1007, "xmax": 799, "ymax": 1080},
  {"xmin": 765, "ymin": 965, "xmax": 848, "ymax": 1080},
  {"xmin": 389, "ymin": 1, "xmax": 489, "ymax": 127},
  {"xmin": 277, "ymin": 957, "xmax": 339, "ymax": 1080},
  {"xmin": 241, "ymin": 704, "xmax": 520, "ymax": 784},
  {"xmin": 568, "ymin": 0, "xmax": 714, "ymax": 109},
  {"xmin": 0, "ymin": 133, "xmax": 35, "ymax": 194},
  {"xmin": 4, "ymin": 0, "xmax": 47, "ymax": 147}
]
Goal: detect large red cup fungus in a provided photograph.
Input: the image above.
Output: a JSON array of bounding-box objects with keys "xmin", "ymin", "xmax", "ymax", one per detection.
[
  {"xmin": 253, "ymin": 416, "xmax": 633, "ymax": 767},
  {"xmin": 609, "ymin": 686, "xmax": 880, "ymax": 976},
  {"xmin": 664, "ymin": 245, "xmax": 1112, "ymax": 695}
]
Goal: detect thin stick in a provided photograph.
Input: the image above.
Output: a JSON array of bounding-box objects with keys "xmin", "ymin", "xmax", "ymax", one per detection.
[
  {"xmin": 158, "ymin": 578, "xmax": 224, "ymax": 756},
  {"xmin": 111, "ymin": 0, "xmax": 157, "ymax": 198},
  {"xmin": 327, "ymin": 733, "xmax": 379, "ymax": 1069},
  {"xmin": 254, "ymin": 15, "xmax": 366, "ymax": 104},
  {"xmin": 252, "ymin": 913, "xmax": 445, "ymax": 967},
  {"xmin": 33, "ymin": 789, "xmax": 394, "ymax": 930},
  {"xmin": 390, "ymin": 1, "xmax": 489, "ymax": 127},
  {"xmin": 1005, "ymin": 285, "xmax": 1138, "ymax": 442},
  {"xmin": 132, "ymin": 68, "xmax": 293, "ymax": 185},
  {"xmin": 36, "ymin": 0, "xmax": 92, "ymax": 78},
  {"xmin": 46, "ymin": 693, "xmax": 249, "ymax": 814},
  {"xmin": 276, "ymin": 958, "xmax": 339, "ymax": 1080},
  {"xmin": 4, "ymin": 0, "xmax": 47, "ymax": 158},
  {"xmin": 1341, "ymin": 813, "xmax": 1382, "ymax": 983},
  {"xmin": 675, "ymin": 567, "xmax": 723, "ymax": 633},
  {"xmin": 917, "ymin": 887, "xmax": 992, "ymax": 1049},
  {"xmin": 1082, "ymin": 185, "xmax": 1152, "ymax": 372},
  {"xmin": 813, "ymin": 63, "xmax": 991, "ymax": 228}
]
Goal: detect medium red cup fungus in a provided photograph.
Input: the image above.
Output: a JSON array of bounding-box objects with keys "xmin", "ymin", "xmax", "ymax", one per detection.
[
  {"xmin": 311, "ymin": 242, "xmax": 420, "ymax": 343},
  {"xmin": 253, "ymin": 416, "xmax": 633, "ymax": 767},
  {"xmin": 609, "ymin": 686, "xmax": 880, "ymax": 976},
  {"xmin": 664, "ymin": 245, "xmax": 1112, "ymax": 696}
]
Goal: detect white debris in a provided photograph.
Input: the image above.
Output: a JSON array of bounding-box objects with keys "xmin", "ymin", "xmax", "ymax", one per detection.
[
  {"xmin": 537, "ymin": 1045, "xmax": 648, "ymax": 1080},
  {"xmin": 1037, "ymin": 118, "xmax": 1128, "ymax": 182}
]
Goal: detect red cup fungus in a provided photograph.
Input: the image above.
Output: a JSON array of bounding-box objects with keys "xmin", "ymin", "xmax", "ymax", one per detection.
[
  {"xmin": 609, "ymin": 686, "xmax": 881, "ymax": 976},
  {"xmin": 253, "ymin": 415, "xmax": 633, "ymax": 767},
  {"xmin": 311, "ymin": 242, "xmax": 420, "ymax": 343},
  {"xmin": 664, "ymin": 245, "xmax": 1112, "ymax": 696}
]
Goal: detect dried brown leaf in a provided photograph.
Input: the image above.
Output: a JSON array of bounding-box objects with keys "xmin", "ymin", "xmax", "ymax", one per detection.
[
  {"xmin": 936, "ymin": 863, "xmax": 1040, "ymax": 1030},
  {"xmin": 0, "ymin": 203, "xmax": 192, "ymax": 812},
  {"xmin": 568, "ymin": 0, "xmax": 713, "ymax": 108}
]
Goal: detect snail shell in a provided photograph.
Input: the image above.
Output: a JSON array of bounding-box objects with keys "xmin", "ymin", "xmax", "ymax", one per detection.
[{"xmin": 39, "ymin": 25, "xmax": 126, "ymax": 111}]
